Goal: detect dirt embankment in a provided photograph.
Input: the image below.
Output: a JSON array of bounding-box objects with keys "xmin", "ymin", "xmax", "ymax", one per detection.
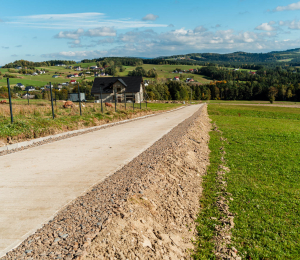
[
  {"xmin": 85, "ymin": 107, "xmax": 211, "ymax": 260},
  {"xmin": 2, "ymin": 105, "xmax": 210, "ymax": 260}
]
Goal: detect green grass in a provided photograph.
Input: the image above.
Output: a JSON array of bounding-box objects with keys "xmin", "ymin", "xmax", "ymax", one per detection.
[
  {"xmin": 194, "ymin": 104, "xmax": 300, "ymax": 259},
  {"xmin": 207, "ymin": 100, "xmax": 300, "ymax": 106},
  {"xmin": 0, "ymin": 64, "xmax": 210, "ymax": 87},
  {"xmin": 192, "ymin": 124, "xmax": 223, "ymax": 260}
]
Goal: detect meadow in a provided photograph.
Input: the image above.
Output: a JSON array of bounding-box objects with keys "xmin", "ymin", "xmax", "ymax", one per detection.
[
  {"xmin": 194, "ymin": 104, "xmax": 300, "ymax": 259},
  {"xmin": 0, "ymin": 63, "xmax": 210, "ymax": 87},
  {"xmin": 0, "ymin": 100, "xmax": 183, "ymax": 146}
]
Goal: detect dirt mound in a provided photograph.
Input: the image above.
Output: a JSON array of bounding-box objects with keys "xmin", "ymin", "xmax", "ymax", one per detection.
[{"xmin": 85, "ymin": 106, "xmax": 211, "ymax": 260}]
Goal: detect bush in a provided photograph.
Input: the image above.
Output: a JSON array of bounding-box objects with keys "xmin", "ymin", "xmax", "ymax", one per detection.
[{"xmin": 34, "ymin": 93, "xmax": 42, "ymax": 99}]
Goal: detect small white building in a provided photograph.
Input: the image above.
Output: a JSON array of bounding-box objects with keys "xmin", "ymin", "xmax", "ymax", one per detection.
[{"xmin": 15, "ymin": 83, "xmax": 25, "ymax": 90}]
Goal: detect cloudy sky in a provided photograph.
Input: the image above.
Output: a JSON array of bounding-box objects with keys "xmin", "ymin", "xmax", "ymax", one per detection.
[{"xmin": 1, "ymin": 0, "xmax": 300, "ymax": 65}]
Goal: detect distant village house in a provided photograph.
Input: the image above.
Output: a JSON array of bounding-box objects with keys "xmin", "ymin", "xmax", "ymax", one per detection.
[{"xmin": 92, "ymin": 77, "xmax": 144, "ymax": 103}]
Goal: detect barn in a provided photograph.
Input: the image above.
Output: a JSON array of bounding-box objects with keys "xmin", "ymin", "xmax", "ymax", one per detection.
[{"xmin": 91, "ymin": 76, "xmax": 144, "ymax": 103}]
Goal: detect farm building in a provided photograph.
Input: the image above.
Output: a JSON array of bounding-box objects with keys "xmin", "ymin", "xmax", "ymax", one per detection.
[{"xmin": 91, "ymin": 76, "xmax": 144, "ymax": 103}]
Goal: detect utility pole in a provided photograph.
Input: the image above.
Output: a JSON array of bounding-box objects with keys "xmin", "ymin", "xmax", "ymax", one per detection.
[
  {"xmin": 100, "ymin": 87, "xmax": 103, "ymax": 113},
  {"xmin": 54, "ymin": 87, "xmax": 57, "ymax": 106},
  {"xmin": 132, "ymin": 92, "xmax": 134, "ymax": 111},
  {"xmin": 124, "ymin": 92, "xmax": 126, "ymax": 110},
  {"xmin": 114, "ymin": 90, "xmax": 117, "ymax": 112},
  {"xmin": 139, "ymin": 92, "xmax": 141, "ymax": 109},
  {"xmin": 49, "ymin": 82, "xmax": 55, "ymax": 119},
  {"xmin": 78, "ymin": 83, "xmax": 82, "ymax": 116},
  {"xmin": 7, "ymin": 78, "xmax": 13, "ymax": 123}
]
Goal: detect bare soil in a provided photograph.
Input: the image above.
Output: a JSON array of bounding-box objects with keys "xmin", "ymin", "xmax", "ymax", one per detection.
[{"xmin": 85, "ymin": 106, "xmax": 211, "ymax": 260}]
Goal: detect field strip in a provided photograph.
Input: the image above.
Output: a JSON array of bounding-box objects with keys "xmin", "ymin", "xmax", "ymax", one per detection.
[
  {"xmin": 210, "ymin": 103, "xmax": 300, "ymax": 108},
  {"xmin": 0, "ymin": 105, "xmax": 186, "ymax": 155}
]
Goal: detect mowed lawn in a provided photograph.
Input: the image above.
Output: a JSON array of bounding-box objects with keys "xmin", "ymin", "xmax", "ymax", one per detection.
[{"xmin": 201, "ymin": 105, "xmax": 300, "ymax": 259}]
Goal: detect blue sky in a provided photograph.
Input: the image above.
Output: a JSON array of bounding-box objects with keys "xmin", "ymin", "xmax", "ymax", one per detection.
[{"xmin": 1, "ymin": 0, "xmax": 300, "ymax": 65}]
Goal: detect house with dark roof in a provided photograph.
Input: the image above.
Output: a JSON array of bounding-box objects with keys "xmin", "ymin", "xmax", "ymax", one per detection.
[
  {"xmin": 25, "ymin": 86, "xmax": 36, "ymax": 91},
  {"xmin": 91, "ymin": 76, "xmax": 144, "ymax": 103}
]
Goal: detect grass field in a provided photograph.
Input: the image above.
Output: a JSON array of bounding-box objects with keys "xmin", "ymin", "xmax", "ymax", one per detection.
[
  {"xmin": 0, "ymin": 100, "xmax": 183, "ymax": 146},
  {"xmin": 207, "ymin": 100, "xmax": 300, "ymax": 106},
  {"xmin": 194, "ymin": 104, "xmax": 300, "ymax": 259},
  {"xmin": 0, "ymin": 63, "xmax": 210, "ymax": 87}
]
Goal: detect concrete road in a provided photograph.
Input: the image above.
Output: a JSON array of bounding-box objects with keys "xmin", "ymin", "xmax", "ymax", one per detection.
[{"xmin": 0, "ymin": 104, "xmax": 203, "ymax": 256}]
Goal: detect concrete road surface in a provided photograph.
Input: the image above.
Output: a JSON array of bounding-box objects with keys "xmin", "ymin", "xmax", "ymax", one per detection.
[{"xmin": 0, "ymin": 104, "xmax": 203, "ymax": 256}]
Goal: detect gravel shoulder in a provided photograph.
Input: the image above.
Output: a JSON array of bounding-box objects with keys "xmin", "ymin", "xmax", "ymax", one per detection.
[{"xmin": 2, "ymin": 105, "xmax": 211, "ymax": 260}]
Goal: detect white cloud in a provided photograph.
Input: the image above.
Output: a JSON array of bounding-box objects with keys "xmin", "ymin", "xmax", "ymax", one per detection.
[
  {"xmin": 54, "ymin": 28, "xmax": 84, "ymax": 39},
  {"xmin": 85, "ymin": 27, "xmax": 116, "ymax": 37},
  {"xmin": 41, "ymin": 50, "xmax": 108, "ymax": 59},
  {"xmin": 273, "ymin": 1, "xmax": 300, "ymax": 12},
  {"xmin": 168, "ymin": 24, "xmax": 175, "ymax": 27},
  {"xmin": 194, "ymin": 26, "xmax": 207, "ymax": 33},
  {"xmin": 255, "ymin": 22, "xmax": 276, "ymax": 31},
  {"xmin": 42, "ymin": 26, "xmax": 300, "ymax": 60},
  {"xmin": 54, "ymin": 27, "xmax": 116, "ymax": 48},
  {"xmin": 142, "ymin": 14, "xmax": 159, "ymax": 21},
  {"xmin": 278, "ymin": 20, "xmax": 300, "ymax": 29},
  {"xmin": 21, "ymin": 13, "xmax": 104, "ymax": 20},
  {"xmin": 118, "ymin": 29, "xmax": 157, "ymax": 43},
  {"xmin": 8, "ymin": 13, "xmax": 168, "ymax": 30}
]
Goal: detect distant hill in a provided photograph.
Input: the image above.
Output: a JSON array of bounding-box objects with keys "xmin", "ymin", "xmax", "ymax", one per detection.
[
  {"xmin": 161, "ymin": 48, "xmax": 300, "ymax": 63},
  {"xmin": 4, "ymin": 48, "xmax": 300, "ymax": 68}
]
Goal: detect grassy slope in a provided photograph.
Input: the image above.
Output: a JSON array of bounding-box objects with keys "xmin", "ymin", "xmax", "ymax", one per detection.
[
  {"xmin": 0, "ymin": 102, "xmax": 183, "ymax": 142},
  {"xmin": 194, "ymin": 104, "xmax": 300, "ymax": 259},
  {"xmin": 0, "ymin": 64, "xmax": 210, "ymax": 87}
]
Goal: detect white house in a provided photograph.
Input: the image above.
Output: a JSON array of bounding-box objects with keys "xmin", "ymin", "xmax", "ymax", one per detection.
[
  {"xmin": 90, "ymin": 66, "xmax": 98, "ymax": 70},
  {"xmin": 32, "ymin": 72, "xmax": 38, "ymax": 76},
  {"xmin": 25, "ymin": 86, "xmax": 36, "ymax": 91},
  {"xmin": 15, "ymin": 83, "xmax": 25, "ymax": 90},
  {"xmin": 15, "ymin": 66, "xmax": 22, "ymax": 70},
  {"xmin": 92, "ymin": 76, "xmax": 144, "ymax": 103}
]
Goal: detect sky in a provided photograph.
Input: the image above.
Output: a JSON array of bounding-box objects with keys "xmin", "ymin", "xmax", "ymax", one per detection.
[{"xmin": 1, "ymin": 0, "xmax": 300, "ymax": 65}]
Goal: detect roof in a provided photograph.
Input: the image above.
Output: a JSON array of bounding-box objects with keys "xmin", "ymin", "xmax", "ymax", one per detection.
[
  {"xmin": 70, "ymin": 80, "xmax": 76, "ymax": 82},
  {"xmin": 92, "ymin": 77, "xmax": 143, "ymax": 94}
]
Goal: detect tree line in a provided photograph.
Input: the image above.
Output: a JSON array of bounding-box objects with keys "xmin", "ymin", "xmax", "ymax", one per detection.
[{"xmin": 145, "ymin": 66, "xmax": 300, "ymax": 102}]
